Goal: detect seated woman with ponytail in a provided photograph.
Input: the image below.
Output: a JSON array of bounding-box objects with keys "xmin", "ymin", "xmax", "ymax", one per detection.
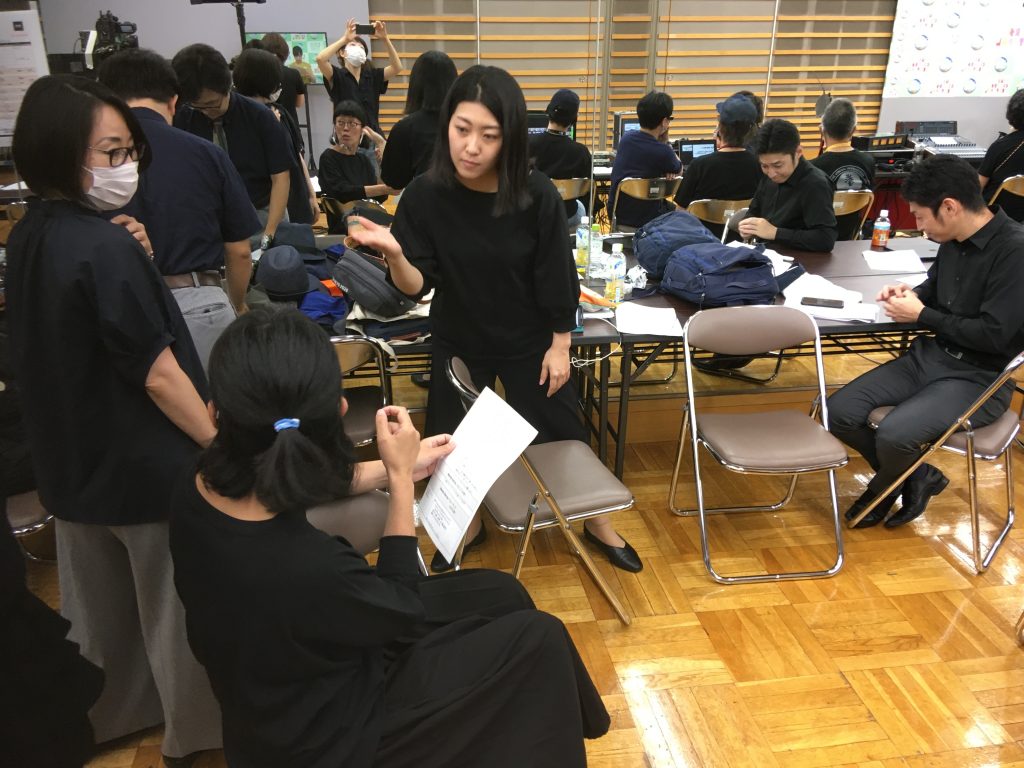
[{"xmin": 169, "ymin": 307, "xmax": 610, "ymax": 768}]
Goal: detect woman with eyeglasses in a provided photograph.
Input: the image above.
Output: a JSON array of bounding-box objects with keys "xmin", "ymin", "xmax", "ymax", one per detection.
[
  {"xmin": 318, "ymin": 100, "xmax": 397, "ymax": 233},
  {"xmin": 350, "ymin": 66, "xmax": 643, "ymax": 574},
  {"xmin": 6, "ymin": 75, "xmax": 222, "ymax": 764}
]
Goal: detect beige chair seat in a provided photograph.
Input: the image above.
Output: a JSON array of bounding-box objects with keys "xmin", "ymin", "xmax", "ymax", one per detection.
[
  {"xmin": 869, "ymin": 405, "xmax": 1021, "ymax": 459},
  {"xmin": 698, "ymin": 411, "xmax": 848, "ymax": 472},
  {"xmin": 306, "ymin": 490, "xmax": 389, "ymax": 556},
  {"xmin": 485, "ymin": 441, "xmax": 633, "ymax": 529}
]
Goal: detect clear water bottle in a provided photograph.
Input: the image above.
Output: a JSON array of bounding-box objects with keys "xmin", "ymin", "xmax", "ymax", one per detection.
[
  {"xmin": 871, "ymin": 209, "xmax": 891, "ymax": 248},
  {"xmin": 604, "ymin": 243, "xmax": 626, "ymax": 302},
  {"xmin": 575, "ymin": 215, "xmax": 590, "ymax": 276}
]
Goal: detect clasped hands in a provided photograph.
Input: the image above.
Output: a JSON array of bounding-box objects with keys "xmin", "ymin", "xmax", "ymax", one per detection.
[
  {"xmin": 877, "ymin": 283, "xmax": 924, "ymax": 323},
  {"xmin": 737, "ymin": 217, "xmax": 777, "ymax": 242}
]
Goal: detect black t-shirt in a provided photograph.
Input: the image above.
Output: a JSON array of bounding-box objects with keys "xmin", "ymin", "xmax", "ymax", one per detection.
[
  {"xmin": 5, "ymin": 200, "xmax": 207, "ymax": 525},
  {"xmin": 117, "ymin": 107, "xmax": 260, "ymax": 275},
  {"xmin": 318, "ymin": 148, "xmax": 381, "ymax": 232},
  {"xmin": 528, "ymin": 131, "xmax": 593, "ymax": 217},
  {"xmin": 672, "ymin": 149, "xmax": 763, "ymax": 208},
  {"xmin": 277, "ymin": 66, "xmax": 306, "ymax": 130},
  {"xmin": 174, "ymin": 92, "xmax": 293, "ymax": 209},
  {"xmin": 271, "ymin": 103, "xmax": 316, "ymax": 225},
  {"xmin": 325, "ymin": 64, "xmax": 388, "ymax": 134},
  {"xmin": 391, "ymin": 170, "xmax": 579, "ymax": 359},
  {"xmin": 380, "ymin": 109, "xmax": 440, "ymax": 190},
  {"xmin": 979, "ymin": 129, "xmax": 1024, "ymax": 222},
  {"xmin": 810, "ymin": 149, "xmax": 876, "ymax": 191},
  {"xmin": 169, "ymin": 473, "xmax": 425, "ymax": 768}
]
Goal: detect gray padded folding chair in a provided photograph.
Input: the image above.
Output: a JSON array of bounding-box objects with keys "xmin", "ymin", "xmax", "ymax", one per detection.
[
  {"xmin": 847, "ymin": 349, "xmax": 1024, "ymax": 573},
  {"xmin": 331, "ymin": 335, "xmax": 391, "ymax": 448},
  {"xmin": 668, "ymin": 305, "xmax": 848, "ymax": 584},
  {"xmin": 446, "ymin": 357, "xmax": 634, "ymax": 625}
]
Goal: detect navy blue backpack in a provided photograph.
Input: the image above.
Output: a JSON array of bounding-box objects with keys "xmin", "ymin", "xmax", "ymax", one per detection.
[
  {"xmin": 633, "ymin": 209, "xmax": 719, "ymax": 279},
  {"xmin": 659, "ymin": 242, "xmax": 779, "ymax": 308}
]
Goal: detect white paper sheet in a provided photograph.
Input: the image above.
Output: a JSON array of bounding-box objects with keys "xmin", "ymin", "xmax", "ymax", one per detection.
[
  {"xmin": 782, "ymin": 273, "xmax": 877, "ymax": 322},
  {"xmin": 862, "ymin": 249, "xmax": 926, "ymax": 272},
  {"xmin": 419, "ymin": 388, "xmax": 537, "ymax": 563},
  {"xmin": 614, "ymin": 301, "xmax": 685, "ymax": 337}
]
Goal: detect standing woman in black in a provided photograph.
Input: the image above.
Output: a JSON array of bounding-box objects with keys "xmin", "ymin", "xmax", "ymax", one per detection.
[
  {"xmin": 978, "ymin": 88, "xmax": 1024, "ymax": 222},
  {"xmin": 6, "ymin": 76, "xmax": 221, "ymax": 765},
  {"xmin": 380, "ymin": 50, "xmax": 459, "ymax": 191},
  {"xmin": 351, "ymin": 65, "xmax": 642, "ymax": 574}
]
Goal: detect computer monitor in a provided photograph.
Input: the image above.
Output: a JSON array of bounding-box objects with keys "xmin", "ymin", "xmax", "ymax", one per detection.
[
  {"xmin": 677, "ymin": 139, "xmax": 717, "ymax": 168},
  {"xmin": 243, "ymin": 32, "xmax": 329, "ymax": 86},
  {"xmin": 527, "ymin": 110, "xmax": 575, "ymax": 140},
  {"xmin": 612, "ymin": 112, "xmax": 641, "ymax": 149}
]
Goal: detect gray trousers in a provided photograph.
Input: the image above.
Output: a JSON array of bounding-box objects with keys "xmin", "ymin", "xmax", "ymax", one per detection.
[
  {"xmin": 171, "ymin": 285, "xmax": 236, "ymax": 375},
  {"xmin": 56, "ymin": 518, "xmax": 222, "ymax": 758}
]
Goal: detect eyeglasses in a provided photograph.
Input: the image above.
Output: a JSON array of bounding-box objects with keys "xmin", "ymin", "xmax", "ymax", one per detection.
[
  {"xmin": 188, "ymin": 95, "xmax": 227, "ymax": 113},
  {"xmin": 334, "ymin": 120, "xmax": 363, "ymax": 130},
  {"xmin": 88, "ymin": 144, "xmax": 145, "ymax": 167}
]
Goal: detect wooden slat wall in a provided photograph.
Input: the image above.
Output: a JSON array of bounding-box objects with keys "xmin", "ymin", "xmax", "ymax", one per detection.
[{"xmin": 369, "ymin": 0, "xmax": 895, "ymax": 153}]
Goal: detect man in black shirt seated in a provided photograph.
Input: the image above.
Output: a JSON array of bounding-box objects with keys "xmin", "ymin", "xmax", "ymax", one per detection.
[
  {"xmin": 528, "ymin": 88, "xmax": 592, "ymax": 229},
  {"xmin": 673, "ymin": 94, "xmax": 762, "ymax": 236},
  {"xmin": 811, "ymin": 98, "xmax": 875, "ymax": 193},
  {"xmin": 829, "ymin": 154, "xmax": 1024, "ymax": 528},
  {"xmin": 739, "ymin": 118, "xmax": 837, "ymax": 252}
]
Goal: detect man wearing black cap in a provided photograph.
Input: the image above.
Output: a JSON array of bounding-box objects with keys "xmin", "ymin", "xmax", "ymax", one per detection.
[
  {"xmin": 673, "ymin": 94, "xmax": 763, "ymax": 234},
  {"xmin": 528, "ymin": 88, "xmax": 592, "ymax": 228}
]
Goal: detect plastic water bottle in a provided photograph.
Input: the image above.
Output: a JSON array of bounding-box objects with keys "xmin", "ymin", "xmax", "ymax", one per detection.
[
  {"xmin": 871, "ymin": 209, "xmax": 891, "ymax": 249},
  {"xmin": 605, "ymin": 243, "xmax": 626, "ymax": 302},
  {"xmin": 575, "ymin": 216, "xmax": 590, "ymax": 276}
]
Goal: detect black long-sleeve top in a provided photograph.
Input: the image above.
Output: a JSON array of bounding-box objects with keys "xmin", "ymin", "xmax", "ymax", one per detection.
[
  {"xmin": 318, "ymin": 148, "xmax": 379, "ymax": 203},
  {"xmin": 390, "ymin": 170, "xmax": 579, "ymax": 359},
  {"xmin": 914, "ymin": 208, "xmax": 1024, "ymax": 369},
  {"xmin": 747, "ymin": 157, "xmax": 838, "ymax": 252},
  {"xmin": 169, "ymin": 474, "xmax": 425, "ymax": 768},
  {"xmin": 380, "ymin": 109, "xmax": 440, "ymax": 190}
]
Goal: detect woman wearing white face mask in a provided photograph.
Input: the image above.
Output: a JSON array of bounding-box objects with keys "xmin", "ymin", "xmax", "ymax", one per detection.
[
  {"xmin": 316, "ymin": 18, "xmax": 403, "ymax": 137},
  {"xmin": 7, "ymin": 75, "xmax": 222, "ymax": 766}
]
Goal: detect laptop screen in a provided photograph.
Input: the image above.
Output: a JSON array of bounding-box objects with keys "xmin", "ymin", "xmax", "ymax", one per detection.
[
  {"xmin": 527, "ymin": 110, "xmax": 575, "ymax": 140},
  {"xmin": 677, "ymin": 139, "xmax": 717, "ymax": 167}
]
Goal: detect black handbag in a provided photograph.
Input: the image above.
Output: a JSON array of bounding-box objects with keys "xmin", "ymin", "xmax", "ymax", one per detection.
[{"xmin": 329, "ymin": 248, "xmax": 416, "ymax": 319}]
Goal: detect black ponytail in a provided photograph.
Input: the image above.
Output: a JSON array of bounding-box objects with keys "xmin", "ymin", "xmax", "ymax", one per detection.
[{"xmin": 198, "ymin": 307, "xmax": 357, "ymax": 516}]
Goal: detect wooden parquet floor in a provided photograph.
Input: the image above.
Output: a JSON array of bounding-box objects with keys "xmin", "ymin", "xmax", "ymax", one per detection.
[{"xmin": 24, "ymin": 439, "xmax": 1024, "ymax": 768}]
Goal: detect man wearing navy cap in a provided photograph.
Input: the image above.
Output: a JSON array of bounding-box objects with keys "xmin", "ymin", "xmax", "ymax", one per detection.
[
  {"xmin": 673, "ymin": 94, "xmax": 763, "ymax": 234},
  {"xmin": 528, "ymin": 89, "xmax": 593, "ymax": 229}
]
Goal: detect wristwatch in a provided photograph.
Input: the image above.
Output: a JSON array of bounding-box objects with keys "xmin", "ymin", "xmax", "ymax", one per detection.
[{"xmin": 260, "ymin": 232, "xmax": 274, "ymax": 250}]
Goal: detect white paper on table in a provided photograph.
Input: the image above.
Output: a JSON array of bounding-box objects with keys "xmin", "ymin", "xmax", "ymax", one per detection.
[
  {"xmin": 614, "ymin": 301, "xmax": 685, "ymax": 337},
  {"xmin": 310, "ymin": 176, "xmax": 321, "ymax": 194},
  {"xmin": 862, "ymin": 249, "xmax": 926, "ymax": 272},
  {"xmin": 782, "ymin": 273, "xmax": 877, "ymax": 321},
  {"xmin": 418, "ymin": 388, "xmax": 537, "ymax": 563}
]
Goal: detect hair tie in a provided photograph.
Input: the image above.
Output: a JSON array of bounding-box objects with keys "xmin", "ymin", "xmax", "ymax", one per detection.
[{"xmin": 273, "ymin": 418, "xmax": 300, "ymax": 432}]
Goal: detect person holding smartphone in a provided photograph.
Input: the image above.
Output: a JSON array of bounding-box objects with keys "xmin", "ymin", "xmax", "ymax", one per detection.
[
  {"xmin": 350, "ymin": 66, "xmax": 643, "ymax": 574},
  {"xmin": 316, "ymin": 19, "xmax": 402, "ymax": 136}
]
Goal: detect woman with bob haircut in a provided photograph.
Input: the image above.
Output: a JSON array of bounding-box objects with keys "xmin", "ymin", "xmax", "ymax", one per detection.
[
  {"xmin": 7, "ymin": 75, "xmax": 222, "ymax": 764},
  {"xmin": 350, "ymin": 65, "xmax": 643, "ymax": 574},
  {"xmin": 169, "ymin": 306, "xmax": 609, "ymax": 768},
  {"xmin": 380, "ymin": 50, "xmax": 459, "ymax": 190}
]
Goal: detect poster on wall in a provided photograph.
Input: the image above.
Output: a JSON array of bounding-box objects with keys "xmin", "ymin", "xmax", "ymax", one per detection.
[
  {"xmin": 244, "ymin": 31, "xmax": 328, "ymax": 85},
  {"xmin": 0, "ymin": 4, "xmax": 49, "ymax": 156},
  {"xmin": 883, "ymin": 0, "xmax": 1024, "ymax": 98}
]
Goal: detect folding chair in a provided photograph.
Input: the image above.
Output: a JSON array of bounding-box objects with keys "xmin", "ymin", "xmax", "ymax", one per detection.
[
  {"xmin": 611, "ymin": 177, "xmax": 681, "ymax": 231},
  {"xmin": 832, "ymin": 190, "xmax": 875, "ymax": 241},
  {"xmin": 6, "ymin": 490, "xmax": 54, "ymax": 561},
  {"xmin": 550, "ymin": 177, "xmax": 592, "ymax": 203},
  {"xmin": 686, "ymin": 198, "xmax": 752, "ymax": 243},
  {"xmin": 668, "ymin": 305, "xmax": 848, "ymax": 584},
  {"xmin": 446, "ymin": 357, "xmax": 634, "ymax": 625},
  {"xmin": 847, "ymin": 349, "xmax": 1024, "ymax": 573},
  {"xmin": 988, "ymin": 174, "xmax": 1024, "ymax": 212},
  {"xmin": 331, "ymin": 335, "xmax": 391, "ymax": 448}
]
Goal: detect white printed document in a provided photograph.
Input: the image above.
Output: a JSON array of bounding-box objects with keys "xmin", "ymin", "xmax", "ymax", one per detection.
[
  {"xmin": 862, "ymin": 249, "xmax": 926, "ymax": 273},
  {"xmin": 615, "ymin": 301, "xmax": 685, "ymax": 337},
  {"xmin": 783, "ymin": 273, "xmax": 878, "ymax": 322},
  {"xmin": 419, "ymin": 388, "xmax": 537, "ymax": 563}
]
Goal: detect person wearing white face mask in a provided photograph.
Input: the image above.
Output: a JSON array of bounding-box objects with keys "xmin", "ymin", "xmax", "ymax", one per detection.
[
  {"xmin": 316, "ymin": 19, "xmax": 403, "ymax": 137},
  {"xmin": 7, "ymin": 75, "xmax": 221, "ymax": 767}
]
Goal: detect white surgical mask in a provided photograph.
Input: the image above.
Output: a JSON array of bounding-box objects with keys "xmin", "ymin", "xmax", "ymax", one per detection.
[
  {"xmin": 344, "ymin": 44, "xmax": 367, "ymax": 67},
  {"xmin": 269, "ymin": 87, "xmax": 282, "ymax": 102},
  {"xmin": 83, "ymin": 160, "xmax": 139, "ymax": 211}
]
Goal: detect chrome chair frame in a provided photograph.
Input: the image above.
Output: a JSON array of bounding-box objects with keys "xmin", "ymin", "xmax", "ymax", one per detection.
[
  {"xmin": 330, "ymin": 335, "xmax": 392, "ymax": 448},
  {"xmin": 6, "ymin": 490, "xmax": 55, "ymax": 562},
  {"xmin": 611, "ymin": 177, "xmax": 682, "ymax": 231},
  {"xmin": 847, "ymin": 349, "xmax": 1024, "ymax": 574},
  {"xmin": 669, "ymin": 306, "xmax": 847, "ymax": 584},
  {"xmin": 446, "ymin": 358, "xmax": 633, "ymax": 625}
]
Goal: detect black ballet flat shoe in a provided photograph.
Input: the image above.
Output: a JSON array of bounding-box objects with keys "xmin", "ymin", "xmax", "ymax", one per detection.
[
  {"xmin": 583, "ymin": 526, "xmax": 643, "ymax": 573},
  {"xmin": 163, "ymin": 753, "xmax": 201, "ymax": 768},
  {"xmin": 430, "ymin": 524, "xmax": 487, "ymax": 573},
  {"xmin": 884, "ymin": 464, "xmax": 948, "ymax": 528},
  {"xmin": 844, "ymin": 485, "xmax": 902, "ymax": 529}
]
